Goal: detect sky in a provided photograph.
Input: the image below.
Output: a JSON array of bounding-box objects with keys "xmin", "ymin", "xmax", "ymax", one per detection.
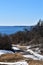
[{"xmin": 0, "ymin": 0, "xmax": 43, "ymax": 26}]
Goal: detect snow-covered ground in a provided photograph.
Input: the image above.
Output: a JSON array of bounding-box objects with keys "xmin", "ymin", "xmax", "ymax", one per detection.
[
  {"xmin": 23, "ymin": 49, "xmax": 43, "ymax": 60},
  {"xmin": 0, "ymin": 47, "xmax": 20, "ymax": 55},
  {"xmin": 12, "ymin": 46, "xmax": 20, "ymax": 50},
  {"xmin": 0, "ymin": 61, "xmax": 28, "ymax": 65},
  {"xmin": 11, "ymin": 45, "xmax": 43, "ymax": 61},
  {"xmin": 0, "ymin": 50, "xmax": 13, "ymax": 55},
  {"xmin": 0, "ymin": 46, "xmax": 43, "ymax": 61}
]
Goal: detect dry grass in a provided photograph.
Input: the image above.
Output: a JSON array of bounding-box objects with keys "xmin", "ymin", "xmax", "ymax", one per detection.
[
  {"xmin": 0, "ymin": 54, "xmax": 43, "ymax": 65},
  {"xmin": 0, "ymin": 53, "xmax": 25, "ymax": 62},
  {"xmin": 27, "ymin": 60, "xmax": 43, "ymax": 65}
]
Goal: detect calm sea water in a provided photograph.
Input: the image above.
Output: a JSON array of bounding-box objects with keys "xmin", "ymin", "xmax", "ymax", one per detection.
[{"xmin": 0, "ymin": 26, "xmax": 30, "ymax": 35}]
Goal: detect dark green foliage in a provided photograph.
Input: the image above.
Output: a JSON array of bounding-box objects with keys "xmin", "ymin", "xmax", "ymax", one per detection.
[{"xmin": 0, "ymin": 35, "xmax": 12, "ymax": 50}]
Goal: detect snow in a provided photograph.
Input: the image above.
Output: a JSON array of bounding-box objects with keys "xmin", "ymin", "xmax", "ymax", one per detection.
[
  {"xmin": 26, "ymin": 46, "xmax": 31, "ymax": 49},
  {"xmin": 35, "ymin": 48, "xmax": 41, "ymax": 53},
  {"xmin": 23, "ymin": 49, "xmax": 43, "ymax": 60},
  {"xmin": 0, "ymin": 50, "xmax": 13, "ymax": 55},
  {"xmin": 0, "ymin": 47, "xmax": 20, "ymax": 55},
  {"xmin": 12, "ymin": 47, "xmax": 20, "ymax": 50},
  {"xmin": 0, "ymin": 46, "xmax": 43, "ymax": 61},
  {"xmin": 0, "ymin": 61, "xmax": 28, "ymax": 65},
  {"xmin": 23, "ymin": 55, "xmax": 38, "ymax": 60}
]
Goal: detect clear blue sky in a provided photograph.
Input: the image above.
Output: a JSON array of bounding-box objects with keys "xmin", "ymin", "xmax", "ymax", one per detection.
[{"xmin": 0, "ymin": 0, "xmax": 43, "ymax": 26}]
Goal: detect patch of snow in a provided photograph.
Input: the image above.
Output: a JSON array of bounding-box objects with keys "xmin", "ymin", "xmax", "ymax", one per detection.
[
  {"xmin": 35, "ymin": 48, "xmax": 39, "ymax": 50},
  {"xmin": 0, "ymin": 61, "xmax": 28, "ymax": 65},
  {"xmin": 34, "ymin": 48, "xmax": 40, "ymax": 53},
  {"xmin": 0, "ymin": 50, "xmax": 13, "ymax": 55},
  {"xmin": 12, "ymin": 47, "xmax": 20, "ymax": 50},
  {"xmin": 23, "ymin": 55, "xmax": 38, "ymax": 60},
  {"xmin": 26, "ymin": 46, "xmax": 31, "ymax": 49},
  {"xmin": 27, "ymin": 49, "xmax": 34, "ymax": 54},
  {"xmin": 24, "ymin": 49, "xmax": 43, "ymax": 60}
]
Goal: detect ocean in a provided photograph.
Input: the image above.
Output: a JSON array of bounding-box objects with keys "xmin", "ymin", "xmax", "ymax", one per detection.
[{"xmin": 0, "ymin": 26, "xmax": 31, "ymax": 35}]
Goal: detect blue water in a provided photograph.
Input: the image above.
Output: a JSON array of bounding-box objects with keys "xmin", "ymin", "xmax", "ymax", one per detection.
[{"xmin": 0, "ymin": 26, "xmax": 30, "ymax": 35}]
